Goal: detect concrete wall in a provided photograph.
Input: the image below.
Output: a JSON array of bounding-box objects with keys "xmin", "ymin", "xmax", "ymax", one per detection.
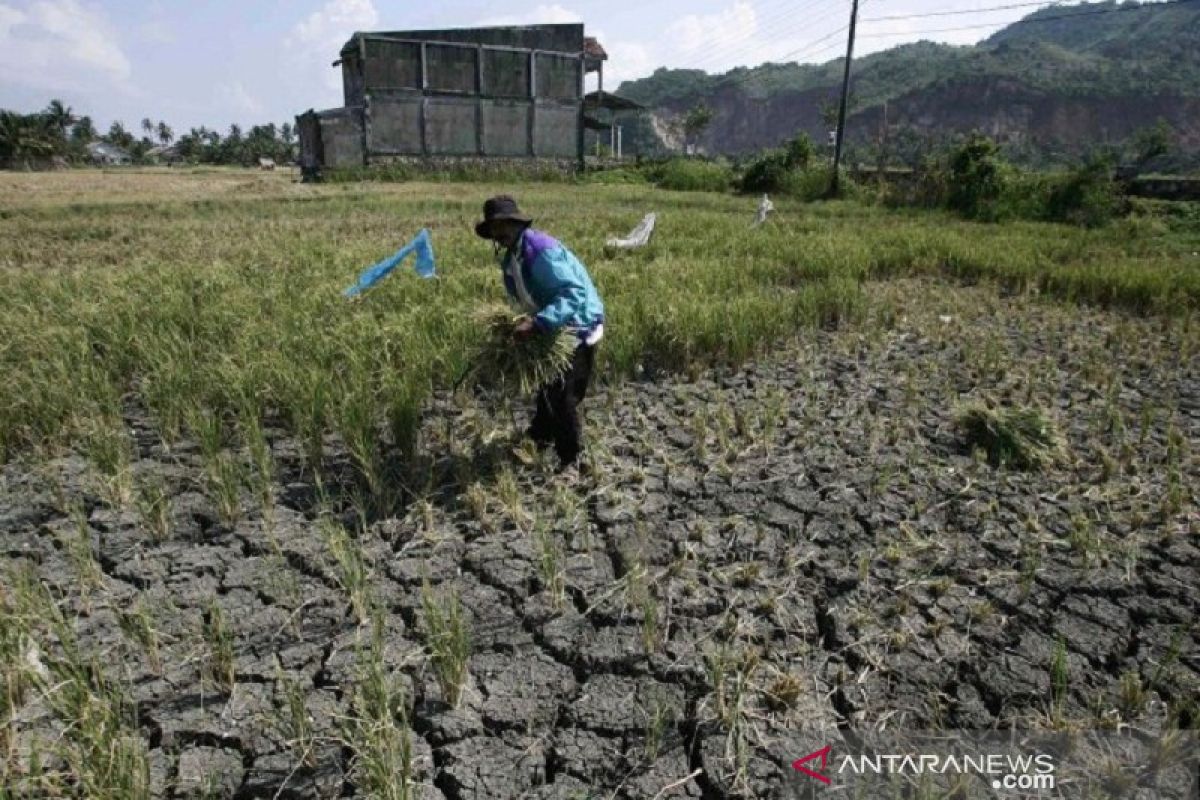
[
  {"xmin": 1127, "ymin": 176, "xmax": 1200, "ymax": 202},
  {"xmin": 357, "ymin": 25, "xmax": 583, "ymax": 162},
  {"xmin": 300, "ymin": 25, "xmax": 588, "ymax": 169},
  {"xmin": 318, "ymin": 108, "xmax": 364, "ymax": 168}
]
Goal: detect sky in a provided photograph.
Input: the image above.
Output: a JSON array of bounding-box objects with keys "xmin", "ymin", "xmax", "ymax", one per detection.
[{"xmin": 0, "ymin": 0, "xmax": 1100, "ymax": 134}]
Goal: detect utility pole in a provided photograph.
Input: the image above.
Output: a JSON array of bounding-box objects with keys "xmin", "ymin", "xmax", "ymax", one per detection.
[
  {"xmin": 829, "ymin": 0, "xmax": 860, "ymax": 197},
  {"xmin": 877, "ymin": 100, "xmax": 889, "ymax": 187}
]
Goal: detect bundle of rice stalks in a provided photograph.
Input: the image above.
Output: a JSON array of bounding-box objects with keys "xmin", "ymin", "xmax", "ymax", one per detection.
[
  {"xmin": 462, "ymin": 304, "xmax": 577, "ymax": 396},
  {"xmin": 957, "ymin": 402, "xmax": 1066, "ymax": 471}
]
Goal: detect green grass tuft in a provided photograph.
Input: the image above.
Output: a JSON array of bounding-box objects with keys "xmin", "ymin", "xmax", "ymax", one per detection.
[{"xmin": 957, "ymin": 403, "xmax": 1066, "ymax": 470}]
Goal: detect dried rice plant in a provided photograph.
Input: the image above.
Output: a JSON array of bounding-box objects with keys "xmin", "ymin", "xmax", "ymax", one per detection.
[
  {"xmin": 462, "ymin": 304, "xmax": 577, "ymax": 396},
  {"xmin": 958, "ymin": 402, "xmax": 1066, "ymax": 470}
]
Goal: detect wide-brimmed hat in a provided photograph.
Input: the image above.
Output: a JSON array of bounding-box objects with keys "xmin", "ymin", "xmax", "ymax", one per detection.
[{"xmin": 475, "ymin": 195, "xmax": 533, "ymax": 239}]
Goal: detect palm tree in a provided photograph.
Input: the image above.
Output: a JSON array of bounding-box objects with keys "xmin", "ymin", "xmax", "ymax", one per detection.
[
  {"xmin": 156, "ymin": 121, "xmax": 173, "ymax": 146},
  {"xmin": 141, "ymin": 117, "xmax": 155, "ymax": 136},
  {"xmin": 107, "ymin": 121, "xmax": 134, "ymax": 149},
  {"xmin": 71, "ymin": 115, "xmax": 97, "ymax": 144},
  {"xmin": 45, "ymin": 99, "xmax": 76, "ymax": 135},
  {"xmin": 0, "ymin": 111, "xmax": 56, "ymax": 163}
]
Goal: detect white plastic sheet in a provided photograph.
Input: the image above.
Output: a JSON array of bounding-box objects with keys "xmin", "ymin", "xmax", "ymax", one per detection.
[
  {"xmin": 752, "ymin": 194, "xmax": 774, "ymax": 227},
  {"xmin": 606, "ymin": 212, "xmax": 657, "ymax": 249}
]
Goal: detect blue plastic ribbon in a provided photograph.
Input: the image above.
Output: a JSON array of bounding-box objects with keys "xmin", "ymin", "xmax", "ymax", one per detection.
[{"xmin": 343, "ymin": 228, "xmax": 436, "ymax": 297}]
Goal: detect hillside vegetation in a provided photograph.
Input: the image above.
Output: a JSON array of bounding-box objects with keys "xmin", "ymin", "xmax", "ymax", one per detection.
[{"xmin": 616, "ymin": 1, "xmax": 1200, "ymax": 167}]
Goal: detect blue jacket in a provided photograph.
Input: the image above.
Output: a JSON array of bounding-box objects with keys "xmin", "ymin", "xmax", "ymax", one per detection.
[{"xmin": 500, "ymin": 228, "xmax": 605, "ymax": 337}]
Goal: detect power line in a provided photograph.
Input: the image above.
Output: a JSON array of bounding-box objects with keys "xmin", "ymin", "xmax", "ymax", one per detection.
[
  {"xmin": 681, "ymin": 0, "xmax": 836, "ymax": 73},
  {"xmin": 861, "ymin": 1, "xmax": 1061, "ymax": 23},
  {"xmin": 744, "ymin": 19, "xmax": 855, "ymax": 67},
  {"xmin": 685, "ymin": 0, "xmax": 853, "ymax": 74},
  {"xmin": 707, "ymin": 3, "xmax": 881, "ymax": 94},
  {"xmin": 857, "ymin": 0, "xmax": 1198, "ymax": 37},
  {"xmin": 673, "ymin": 0, "xmax": 811, "ymax": 62}
]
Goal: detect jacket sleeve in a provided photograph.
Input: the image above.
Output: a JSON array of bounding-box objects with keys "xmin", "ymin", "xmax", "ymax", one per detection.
[{"xmin": 530, "ymin": 247, "xmax": 588, "ymax": 332}]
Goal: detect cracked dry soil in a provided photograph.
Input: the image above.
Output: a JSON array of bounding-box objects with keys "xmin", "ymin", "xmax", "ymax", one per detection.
[{"xmin": 2, "ymin": 281, "xmax": 1198, "ymax": 799}]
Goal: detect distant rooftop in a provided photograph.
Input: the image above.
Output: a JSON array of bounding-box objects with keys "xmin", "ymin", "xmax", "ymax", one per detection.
[
  {"xmin": 583, "ymin": 37, "xmax": 607, "ymax": 60},
  {"xmin": 86, "ymin": 141, "xmax": 130, "ymax": 158},
  {"xmin": 340, "ymin": 23, "xmax": 587, "ymax": 56}
]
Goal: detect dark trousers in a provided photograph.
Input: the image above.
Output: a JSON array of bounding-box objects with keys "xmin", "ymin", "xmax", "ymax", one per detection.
[{"xmin": 529, "ymin": 343, "xmax": 595, "ymax": 465}]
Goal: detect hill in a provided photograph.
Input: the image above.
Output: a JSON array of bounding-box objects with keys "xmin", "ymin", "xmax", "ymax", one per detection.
[{"xmin": 613, "ymin": 0, "xmax": 1200, "ymax": 167}]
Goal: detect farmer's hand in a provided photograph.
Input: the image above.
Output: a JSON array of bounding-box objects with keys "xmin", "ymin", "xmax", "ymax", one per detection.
[{"xmin": 513, "ymin": 318, "xmax": 537, "ymax": 340}]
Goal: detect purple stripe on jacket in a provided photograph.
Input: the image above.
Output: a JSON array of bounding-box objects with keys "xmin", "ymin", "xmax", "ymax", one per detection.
[{"xmin": 520, "ymin": 229, "xmax": 560, "ymax": 268}]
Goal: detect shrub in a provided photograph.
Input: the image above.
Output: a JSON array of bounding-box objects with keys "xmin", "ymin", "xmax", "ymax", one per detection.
[
  {"xmin": 738, "ymin": 133, "xmax": 815, "ymax": 194},
  {"xmin": 910, "ymin": 145, "xmax": 1125, "ymax": 227},
  {"xmin": 739, "ymin": 150, "xmax": 790, "ymax": 194},
  {"xmin": 946, "ymin": 133, "xmax": 1007, "ymax": 221},
  {"xmin": 779, "ymin": 165, "xmax": 861, "ymax": 202},
  {"xmin": 649, "ymin": 158, "xmax": 732, "ymax": 192},
  {"xmin": 905, "ymin": 155, "xmax": 951, "ymax": 208},
  {"xmin": 994, "ymin": 170, "xmax": 1054, "ymax": 221},
  {"xmin": 784, "ymin": 133, "xmax": 814, "ymax": 169},
  {"xmin": 586, "ymin": 167, "xmax": 649, "ymax": 185},
  {"xmin": 1043, "ymin": 156, "xmax": 1125, "ymax": 227}
]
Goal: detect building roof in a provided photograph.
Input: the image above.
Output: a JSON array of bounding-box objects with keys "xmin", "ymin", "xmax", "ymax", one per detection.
[
  {"xmin": 340, "ymin": 23, "xmax": 586, "ymax": 57},
  {"xmin": 583, "ymin": 37, "xmax": 607, "ymax": 60},
  {"xmin": 584, "ymin": 91, "xmax": 645, "ymax": 112},
  {"xmin": 86, "ymin": 141, "xmax": 131, "ymax": 159}
]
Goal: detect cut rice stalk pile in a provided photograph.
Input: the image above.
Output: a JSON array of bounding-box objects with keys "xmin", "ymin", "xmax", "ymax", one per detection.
[
  {"xmin": 957, "ymin": 402, "xmax": 1066, "ymax": 470},
  {"xmin": 463, "ymin": 304, "xmax": 578, "ymax": 396}
]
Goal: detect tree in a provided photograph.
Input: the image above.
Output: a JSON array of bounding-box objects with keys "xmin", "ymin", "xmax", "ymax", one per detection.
[
  {"xmin": 946, "ymin": 133, "xmax": 1006, "ymax": 221},
  {"xmin": 45, "ymin": 99, "xmax": 76, "ymax": 136},
  {"xmin": 681, "ymin": 104, "xmax": 714, "ymax": 156},
  {"xmin": 819, "ymin": 91, "xmax": 857, "ymax": 146},
  {"xmin": 141, "ymin": 117, "xmax": 155, "ymax": 136},
  {"xmin": 1129, "ymin": 119, "xmax": 1172, "ymax": 171},
  {"xmin": 106, "ymin": 121, "xmax": 134, "ymax": 149},
  {"xmin": 176, "ymin": 128, "xmax": 202, "ymax": 160},
  {"xmin": 0, "ymin": 111, "xmax": 56, "ymax": 163},
  {"xmin": 280, "ymin": 122, "xmax": 294, "ymax": 146},
  {"xmin": 156, "ymin": 121, "xmax": 173, "ymax": 146},
  {"xmin": 222, "ymin": 123, "xmax": 245, "ymax": 164},
  {"xmin": 784, "ymin": 132, "xmax": 813, "ymax": 169},
  {"xmin": 72, "ymin": 115, "xmax": 97, "ymax": 143}
]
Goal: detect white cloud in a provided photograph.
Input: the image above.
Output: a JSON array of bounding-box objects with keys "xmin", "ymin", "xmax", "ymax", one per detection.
[
  {"xmin": 596, "ymin": 40, "xmax": 655, "ymax": 89},
  {"xmin": 0, "ymin": 0, "xmax": 133, "ymax": 94},
  {"xmin": 592, "ymin": 0, "xmax": 823, "ymax": 91},
  {"xmin": 289, "ymin": 0, "xmax": 379, "ymax": 49},
  {"xmin": 667, "ymin": 0, "xmax": 756, "ymax": 58},
  {"xmin": 477, "ymin": 4, "xmax": 583, "ymax": 27},
  {"xmin": 137, "ymin": 19, "xmax": 175, "ymax": 44},
  {"xmin": 285, "ymin": 0, "xmax": 379, "ymax": 96},
  {"xmin": 134, "ymin": 0, "xmax": 174, "ymax": 44},
  {"xmin": 222, "ymin": 81, "xmax": 263, "ymax": 115}
]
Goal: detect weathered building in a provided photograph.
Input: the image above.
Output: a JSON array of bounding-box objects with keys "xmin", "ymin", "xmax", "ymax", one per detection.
[
  {"xmin": 86, "ymin": 141, "xmax": 131, "ymax": 166},
  {"xmin": 297, "ymin": 23, "xmax": 630, "ymax": 173}
]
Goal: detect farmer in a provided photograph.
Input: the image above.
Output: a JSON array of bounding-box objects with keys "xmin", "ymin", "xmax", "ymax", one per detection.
[{"xmin": 475, "ymin": 195, "xmax": 605, "ymax": 471}]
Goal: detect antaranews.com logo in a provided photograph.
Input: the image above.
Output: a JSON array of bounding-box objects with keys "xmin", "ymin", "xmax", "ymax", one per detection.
[
  {"xmin": 793, "ymin": 745, "xmax": 1055, "ymax": 791},
  {"xmin": 789, "ymin": 730, "xmax": 1199, "ymax": 798}
]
